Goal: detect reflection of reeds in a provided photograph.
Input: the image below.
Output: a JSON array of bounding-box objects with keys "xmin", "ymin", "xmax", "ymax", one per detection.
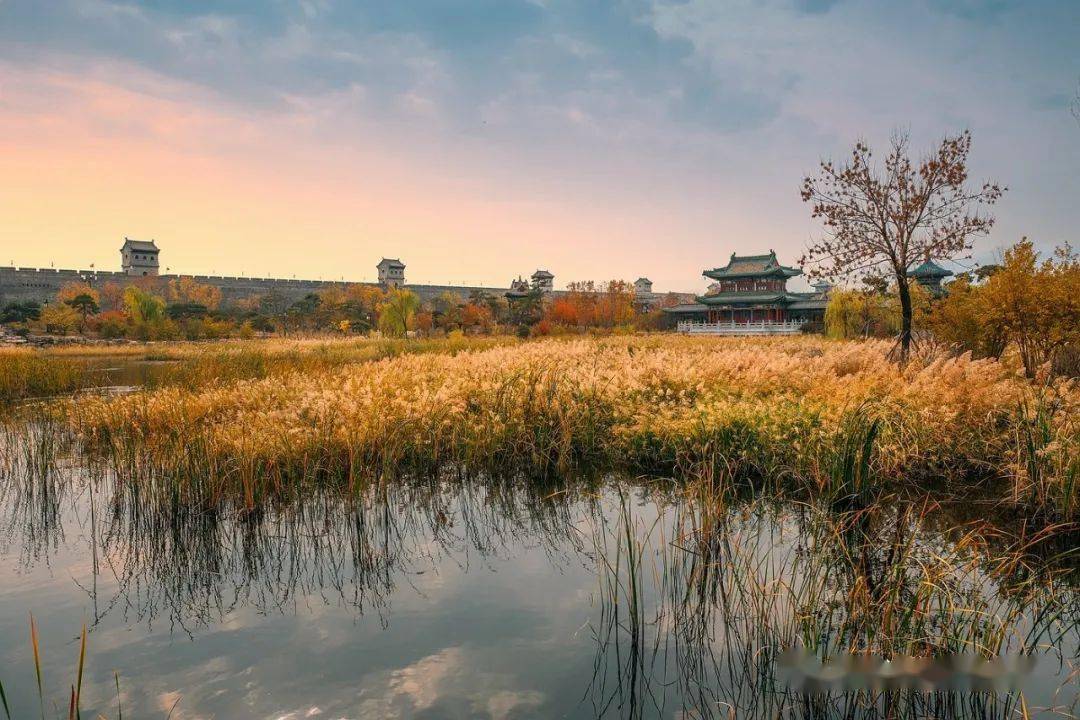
[
  {"xmin": 589, "ymin": 488, "xmax": 1079, "ymax": 719},
  {"xmin": 1, "ymin": 454, "xmax": 1077, "ymax": 719},
  {"xmin": 587, "ymin": 489, "xmax": 666, "ymax": 719}
]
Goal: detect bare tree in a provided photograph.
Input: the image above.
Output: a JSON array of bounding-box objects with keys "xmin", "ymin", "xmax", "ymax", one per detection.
[{"xmin": 799, "ymin": 130, "xmax": 1004, "ymax": 360}]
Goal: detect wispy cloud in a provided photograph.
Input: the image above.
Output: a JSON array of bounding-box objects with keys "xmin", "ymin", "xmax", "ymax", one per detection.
[{"xmin": 0, "ymin": 0, "xmax": 1076, "ymax": 288}]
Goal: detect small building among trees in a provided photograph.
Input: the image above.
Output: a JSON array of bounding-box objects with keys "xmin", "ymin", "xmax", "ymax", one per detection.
[
  {"xmin": 909, "ymin": 258, "xmax": 953, "ymax": 295},
  {"xmin": 505, "ymin": 276, "xmax": 532, "ymax": 300}
]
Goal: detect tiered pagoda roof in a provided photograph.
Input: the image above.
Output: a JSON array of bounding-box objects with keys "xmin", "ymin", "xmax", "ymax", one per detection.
[{"xmin": 703, "ymin": 251, "xmax": 801, "ymax": 281}]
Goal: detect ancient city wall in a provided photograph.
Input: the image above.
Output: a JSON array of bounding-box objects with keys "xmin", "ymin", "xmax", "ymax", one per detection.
[{"xmin": 0, "ymin": 266, "xmax": 513, "ymax": 306}]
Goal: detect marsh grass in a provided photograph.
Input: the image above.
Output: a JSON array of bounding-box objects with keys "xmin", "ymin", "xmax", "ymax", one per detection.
[
  {"xmin": 2, "ymin": 335, "xmax": 1078, "ymax": 716},
  {"xmin": 0, "ymin": 335, "xmax": 520, "ymax": 402},
  {"xmin": 2, "ymin": 616, "xmax": 93, "ymax": 720},
  {"xmin": 31, "ymin": 335, "xmax": 1078, "ymax": 522},
  {"xmin": 1014, "ymin": 389, "xmax": 1080, "ymax": 521},
  {"xmin": 0, "ymin": 351, "xmax": 90, "ymax": 403}
]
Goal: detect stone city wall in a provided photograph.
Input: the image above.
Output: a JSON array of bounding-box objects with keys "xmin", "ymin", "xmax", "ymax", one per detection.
[{"xmin": 0, "ymin": 266, "xmax": 514, "ymax": 306}]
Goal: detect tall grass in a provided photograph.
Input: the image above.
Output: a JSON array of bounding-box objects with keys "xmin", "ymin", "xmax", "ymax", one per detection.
[
  {"xmin": 1013, "ymin": 388, "xmax": 1079, "ymax": 521},
  {"xmin": 0, "ymin": 335, "xmax": 519, "ymax": 402},
  {"xmin": 0, "ymin": 351, "xmax": 89, "ymax": 402},
  {"xmin": 47, "ymin": 336, "xmax": 1079, "ymax": 521}
]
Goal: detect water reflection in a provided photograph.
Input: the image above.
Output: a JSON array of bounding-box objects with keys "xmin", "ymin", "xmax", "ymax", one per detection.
[{"xmin": 0, "ymin": 447, "xmax": 1077, "ymax": 719}]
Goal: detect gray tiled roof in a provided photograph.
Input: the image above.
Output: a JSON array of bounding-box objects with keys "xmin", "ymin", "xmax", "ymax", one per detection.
[
  {"xmin": 121, "ymin": 238, "xmax": 158, "ymax": 252},
  {"xmin": 661, "ymin": 303, "xmax": 708, "ymax": 314},
  {"xmin": 697, "ymin": 292, "xmax": 787, "ymax": 305},
  {"xmin": 703, "ymin": 251, "xmax": 801, "ymax": 280},
  {"xmin": 788, "ymin": 298, "xmax": 829, "ymax": 310}
]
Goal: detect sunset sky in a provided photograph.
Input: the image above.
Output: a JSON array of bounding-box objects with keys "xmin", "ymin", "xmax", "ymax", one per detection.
[{"xmin": 1, "ymin": 0, "xmax": 1077, "ymax": 292}]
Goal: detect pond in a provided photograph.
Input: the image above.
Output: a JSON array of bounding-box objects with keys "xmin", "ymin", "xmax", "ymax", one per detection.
[{"xmin": 1, "ymin": 454, "xmax": 1077, "ymax": 719}]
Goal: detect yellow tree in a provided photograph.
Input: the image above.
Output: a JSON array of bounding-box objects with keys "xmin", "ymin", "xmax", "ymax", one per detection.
[
  {"xmin": 39, "ymin": 304, "xmax": 80, "ymax": 335},
  {"xmin": 594, "ymin": 280, "xmax": 635, "ymax": 327},
  {"xmin": 982, "ymin": 240, "xmax": 1079, "ymax": 376},
  {"xmin": 824, "ymin": 289, "xmax": 901, "ymax": 339},
  {"xmin": 924, "ymin": 274, "xmax": 1006, "ymax": 358},
  {"xmin": 167, "ymin": 277, "xmax": 222, "ymax": 310},
  {"xmin": 57, "ymin": 282, "xmax": 100, "ymax": 306},
  {"xmin": 123, "ymin": 285, "xmax": 166, "ymax": 324},
  {"xmin": 99, "ymin": 281, "xmax": 124, "ymax": 312},
  {"xmin": 377, "ymin": 288, "xmax": 420, "ymax": 337}
]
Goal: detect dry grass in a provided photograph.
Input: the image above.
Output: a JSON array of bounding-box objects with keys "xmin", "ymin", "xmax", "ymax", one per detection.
[
  {"xmin": 0, "ymin": 334, "xmax": 519, "ymax": 402},
  {"xmin": 57, "ymin": 335, "xmax": 1079, "ymax": 519}
]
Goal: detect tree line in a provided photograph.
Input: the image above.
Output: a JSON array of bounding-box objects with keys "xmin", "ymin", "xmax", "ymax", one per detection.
[{"xmin": 1, "ymin": 275, "xmax": 684, "ymax": 341}]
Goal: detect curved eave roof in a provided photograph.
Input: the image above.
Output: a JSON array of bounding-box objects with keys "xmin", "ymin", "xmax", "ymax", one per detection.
[
  {"xmin": 788, "ymin": 299, "xmax": 828, "ymax": 310},
  {"xmin": 696, "ymin": 293, "xmax": 789, "ymax": 305},
  {"xmin": 909, "ymin": 260, "xmax": 952, "ymax": 278},
  {"xmin": 702, "ymin": 266, "xmax": 801, "ymax": 281},
  {"xmin": 662, "ymin": 303, "xmax": 708, "ymax": 314}
]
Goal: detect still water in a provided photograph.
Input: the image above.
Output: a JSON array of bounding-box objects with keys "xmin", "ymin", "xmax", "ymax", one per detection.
[{"xmin": 1, "ymin": 460, "xmax": 1078, "ymax": 718}]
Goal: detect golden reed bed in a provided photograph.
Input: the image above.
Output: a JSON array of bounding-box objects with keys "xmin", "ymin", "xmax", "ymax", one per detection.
[{"xmin": 61, "ymin": 335, "xmax": 1078, "ymax": 518}]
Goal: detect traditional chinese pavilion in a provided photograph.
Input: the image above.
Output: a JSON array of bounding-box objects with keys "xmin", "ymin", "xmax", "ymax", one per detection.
[
  {"xmin": 664, "ymin": 251, "xmax": 829, "ymax": 332},
  {"xmin": 909, "ymin": 258, "xmax": 953, "ymax": 295}
]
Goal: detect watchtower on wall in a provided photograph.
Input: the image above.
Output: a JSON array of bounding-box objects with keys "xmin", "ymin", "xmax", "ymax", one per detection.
[
  {"xmin": 121, "ymin": 237, "xmax": 160, "ymax": 276},
  {"xmin": 377, "ymin": 258, "xmax": 406, "ymax": 288},
  {"xmin": 530, "ymin": 269, "xmax": 554, "ymax": 293}
]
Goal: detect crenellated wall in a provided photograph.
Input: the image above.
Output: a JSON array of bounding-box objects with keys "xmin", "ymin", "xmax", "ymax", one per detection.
[{"xmin": 0, "ymin": 266, "xmax": 515, "ymax": 307}]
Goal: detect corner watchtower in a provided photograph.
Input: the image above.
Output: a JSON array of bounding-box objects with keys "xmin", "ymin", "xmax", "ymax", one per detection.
[{"xmin": 121, "ymin": 237, "xmax": 160, "ymax": 276}]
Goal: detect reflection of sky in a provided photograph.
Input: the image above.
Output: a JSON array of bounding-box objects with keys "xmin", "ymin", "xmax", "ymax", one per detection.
[
  {"xmin": 1, "ymin": 481, "xmax": 1077, "ymax": 718},
  {"xmin": 0, "ymin": 1, "xmax": 1078, "ymax": 290},
  {"xmin": 0, "ymin": 485, "xmax": 618, "ymax": 718}
]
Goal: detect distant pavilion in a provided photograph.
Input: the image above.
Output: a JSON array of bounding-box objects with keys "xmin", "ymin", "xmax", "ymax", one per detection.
[
  {"xmin": 909, "ymin": 258, "xmax": 953, "ymax": 295},
  {"xmin": 664, "ymin": 251, "xmax": 829, "ymax": 333}
]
